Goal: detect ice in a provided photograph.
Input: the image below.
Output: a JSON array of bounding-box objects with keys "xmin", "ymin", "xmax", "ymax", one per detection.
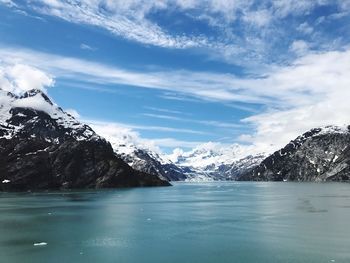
[{"xmin": 33, "ymin": 242, "xmax": 47, "ymax": 246}]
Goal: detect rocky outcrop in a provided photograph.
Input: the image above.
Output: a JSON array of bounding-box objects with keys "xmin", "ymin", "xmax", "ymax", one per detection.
[
  {"xmin": 0, "ymin": 89, "xmax": 170, "ymax": 191},
  {"xmin": 238, "ymin": 126, "xmax": 350, "ymax": 182}
]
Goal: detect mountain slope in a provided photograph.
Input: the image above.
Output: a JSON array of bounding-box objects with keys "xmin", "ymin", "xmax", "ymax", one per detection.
[
  {"xmin": 0, "ymin": 89, "xmax": 170, "ymax": 191},
  {"xmin": 101, "ymin": 137, "xmax": 188, "ymax": 181},
  {"xmin": 239, "ymin": 126, "xmax": 350, "ymax": 181}
]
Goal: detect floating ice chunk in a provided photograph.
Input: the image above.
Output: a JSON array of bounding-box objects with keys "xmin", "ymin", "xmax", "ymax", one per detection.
[
  {"xmin": 34, "ymin": 242, "xmax": 47, "ymax": 246},
  {"xmin": 333, "ymin": 155, "xmax": 339, "ymax": 162},
  {"xmin": 147, "ymin": 218, "xmax": 152, "ymax": 221},
  {"xmin": 2, "ymin": 179, "xmax": 10, "ymax": 183}
]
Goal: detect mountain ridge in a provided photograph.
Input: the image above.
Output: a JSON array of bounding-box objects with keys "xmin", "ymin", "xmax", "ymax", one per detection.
[{"xmin": 238, "ymin": 125, "xmax": 350, "ymax": 182}]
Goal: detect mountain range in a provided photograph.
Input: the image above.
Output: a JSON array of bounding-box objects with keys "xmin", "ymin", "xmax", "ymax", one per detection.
[
  {"xmin": 98, "ymin": 125, "xmax": 350, "ymax": 183},
  {"xmin": 0, "ymin": 87, "xmax": 349, "ymax": 191}
]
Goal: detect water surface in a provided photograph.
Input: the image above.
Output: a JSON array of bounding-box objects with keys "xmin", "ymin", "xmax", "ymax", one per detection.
[{"xmin": 1, "ymin": 182, "xmax": 350, "ymax": 263}]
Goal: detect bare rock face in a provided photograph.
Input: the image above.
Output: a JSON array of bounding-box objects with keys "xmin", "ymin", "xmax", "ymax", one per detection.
[
  {"xmin": 0, "ymin": 90, "xmax": 170, "ymax": 191},
  {"xmin": 239, "ymin": 126, "xmax": 350, "ymax": 182}
]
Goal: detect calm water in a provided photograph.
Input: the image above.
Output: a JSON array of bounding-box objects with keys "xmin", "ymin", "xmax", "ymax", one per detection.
[{"xmin": 1, "ymin": 182, "xmax": 350, "ymax": 263}]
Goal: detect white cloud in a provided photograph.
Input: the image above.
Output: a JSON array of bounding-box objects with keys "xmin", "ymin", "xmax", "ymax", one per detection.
[
  {"xmin": 86, "ymin": 119, "xmax": 208, "ymax": 136},
  {"xmin": 297, "ymin": 22, "xmax": 313, "ymax": 35},
  {"xmin": 240, "ymin": 49, "xmax": 350, "ymax": 152},
  {"xmin": 142, "ymin": 113, "xmax": 244, "ymax": 129},
  {"xmin": 0, "ymin": 47, "xmax": 275, "ymax": 104},
  {"xmin": 27, "ymin": 0, "xmax": 208, "ymax": 49},
  {"xmin": 0, "ymin": 0, "xmax": 16, "ymax": 7},
  {"xmin": 80, "ymin": 43, "xmax": 97, "ymax": 51},
  {"xmin": 0, "ymin": 62, "xmax": 54, "ymax": 94},
  {"xmin": 144, "ymin": 106, "xmax": 186, "ymax": 115},
  {"xmin": 89, "ymin": 120, "xmax": 205, "ymax": 151},
  {"xmin": 290, "ymin": 40, "xmax": 310, "ymax": 55},
  {"xmin": 242, "ymin": 9, "xmax": 272, "ymax": 27}
]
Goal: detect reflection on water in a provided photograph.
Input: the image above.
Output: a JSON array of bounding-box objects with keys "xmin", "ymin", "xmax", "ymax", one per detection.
[{"xmin": 0, "ymin": 182, "xmax": 350, "ymax": 263}]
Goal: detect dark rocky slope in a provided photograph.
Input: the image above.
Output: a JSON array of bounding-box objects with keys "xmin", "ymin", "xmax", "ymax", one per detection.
[
  {"xmin": 239, "ymin": 126, "xmax": 350, "ymax": 182},
  {"xmin": 119, "ymin": 149, "xmax": 187, "ymax": 181},
  {"xmin": 0, "ymin": 89, "xmax": 170, "ymax": 191}
]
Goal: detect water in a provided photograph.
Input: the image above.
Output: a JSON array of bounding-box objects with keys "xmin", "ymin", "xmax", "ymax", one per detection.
[{"xmin": 1, "ymin": 182, "xmax": 350, "ymax": 263}]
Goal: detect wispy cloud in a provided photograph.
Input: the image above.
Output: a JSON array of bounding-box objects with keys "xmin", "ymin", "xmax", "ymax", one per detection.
[
  {"xmin": 142, "ymin": 113, "xmax": 245, "ymax": 129},
  {"xmin": 85, "ymin": 119, "xmax": 209, "ymax": 136},
  {"xmin": 0, "ymin": 0, "xmax": 16, "ymax": 7},
  {"xmin": 144, "ymin": 106, "xmax": 186, "ymax": 115},
  {"xmin": 0, "ymin": 46, "xmax": 276, "ymax": 104},
  {"xmin": 80, "ymin": 43, "xmax": 97, "ymax": 51},
  {"xmin": 88, "ymin": 120, "xmax": 207, "ymax": 151},
  {"xmin": 4, "ymin": 0, "xmax": 349, "ymax": 65},
  {"xmin": 25, "ymin": 0, "xmax": 208, "ymax": 49}
]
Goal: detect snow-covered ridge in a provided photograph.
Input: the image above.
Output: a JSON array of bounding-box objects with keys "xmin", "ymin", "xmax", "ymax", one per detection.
[
  {"xmin": 167, "ymin": 142, "xmax": 266, "ymax": 170},
  {"xmin": 316, "ymin": 125, "xmax": 349, "ymax": 135},
  {"xmin": 0, "ymin": 88, "xmax": 100, "ymax": 142}
]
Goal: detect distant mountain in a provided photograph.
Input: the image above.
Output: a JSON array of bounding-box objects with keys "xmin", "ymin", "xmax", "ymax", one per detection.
[
  {"xmin": 0, "ymin": 89, "xmax": 170, "ymax": 191},
  {"xmin": 96, "ymin": 134, "xmax": 186, "ymax": 181},
  {"xmin": 92, "ymin": 135, "xmax": 266, "ymax": 182},
  {"xmin": 167, "ymin": 143, "xmax": 266, "ymax": 181},
  {"xmin": 239, "ymin": 126, "xmax": 350, "ymax": 182},
  {"xmin": 109, "ymin": 139, "xmax": 188, "ymax": 181}
]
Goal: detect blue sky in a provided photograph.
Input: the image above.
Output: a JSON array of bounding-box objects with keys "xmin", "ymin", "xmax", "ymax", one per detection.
[{"xmin": 0, "ymin": 0, "xmax": 349, "ymax": 153}]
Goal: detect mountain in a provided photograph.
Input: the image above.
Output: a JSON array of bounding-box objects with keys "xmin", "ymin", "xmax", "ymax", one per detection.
[
  {"xmin": 90, "ymin": 133, "xmax": 265, "ymax": 182},
  {"xmin": 239, "ymin": 126, "xmax": 350, "ymax": 182},
  {"xmin": 167, "ymin": 143, "xmax": 266, "ymax": 181},
  {"xmin": 108, "ymin": 139, "xmax": 188, "ymax": 181},
  {"xmin": 0, "ymin": 89, "xmax": 170, "ymax": 191}
]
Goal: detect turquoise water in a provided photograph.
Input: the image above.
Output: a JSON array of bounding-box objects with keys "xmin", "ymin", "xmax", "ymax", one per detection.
[{"xmin": 1, "ymin": 182, "xmax": 350, "ymax": 263}]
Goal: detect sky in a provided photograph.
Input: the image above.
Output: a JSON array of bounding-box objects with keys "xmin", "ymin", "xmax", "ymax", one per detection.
[{"xmin": 0, "ymin": 0, "xmax": 349, "ymax": 154}]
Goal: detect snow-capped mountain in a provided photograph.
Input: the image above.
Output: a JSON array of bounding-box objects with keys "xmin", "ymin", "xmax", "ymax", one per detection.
[
  {"xmin": 166, "ymin": 142, "xmax": 266, "ymax": 181},
  {"xmin": 86, "ymin": 129, "xmax": 188, "ymax": 181},
  {"xmin": 83, "ymin": 133, "xmax": 266, "ymax": 182},
  {"xmin": 239, "ymin": 125, "xmax": 350, "ymax": 181},
  {"xmin": 0, "ymin": 88, "xmax": 169, "ymax": 191},
  {"xmin": 0, "ymin": 89, "xmax": 99, "ymax": 142}
]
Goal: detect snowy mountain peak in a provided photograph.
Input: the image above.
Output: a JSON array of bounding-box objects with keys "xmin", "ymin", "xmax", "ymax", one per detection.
[
  {"xmin": 0, "ymin": 88, "xmax": 100, "ymax": 142},
  {"xmin": 167, "ymin": 142, "xmax": 261, "ymax": 169},
  {"xmin": 21, "ymin": 88, "xmax": 54, "ymax": 105}
]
